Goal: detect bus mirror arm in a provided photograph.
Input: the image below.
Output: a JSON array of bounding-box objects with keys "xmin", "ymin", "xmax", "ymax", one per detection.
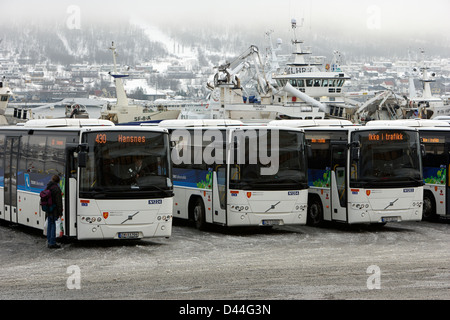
[{"xmin": 350, "ymin": 141, "xmax": 360, "ymax": 148}]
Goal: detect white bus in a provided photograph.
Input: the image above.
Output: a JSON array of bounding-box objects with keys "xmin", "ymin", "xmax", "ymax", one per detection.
[
  {"xmin": 269, "ymin": 119, "xmax": 424, "ymax": 226},
  {"xmin": 157, "ymin": 119, "xmax": 309, "ymax": 229},
  {"xmin": 0, "ymin": 119, "xmax": 173, "ymax": 240},
  {"xmin": 366, "ymin": 119, "xmax": 450, "ymax": 220}
]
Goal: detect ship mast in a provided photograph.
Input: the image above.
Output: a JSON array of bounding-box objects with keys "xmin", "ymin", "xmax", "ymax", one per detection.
[
  {"xmin": 419, "ymin": 48, "xmax": 435, "ymax": 100},
  {"xmin": 289, "ymin": 18, "xmax": 309, "ymax": 68},
  {"xmin": 108, "ymin": 42, "xmax": 129, "ymax": 108}
]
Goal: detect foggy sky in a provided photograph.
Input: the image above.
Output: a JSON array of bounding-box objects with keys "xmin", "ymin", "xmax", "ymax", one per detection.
[{"xmin": 3, "ymin": 0, "xmax": 450, "ymax": 45}]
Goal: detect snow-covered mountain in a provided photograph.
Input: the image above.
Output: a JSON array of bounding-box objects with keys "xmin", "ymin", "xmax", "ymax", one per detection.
[{"xmin": 1, "ymin": 16, "xmax": 449, "ymax": 69}]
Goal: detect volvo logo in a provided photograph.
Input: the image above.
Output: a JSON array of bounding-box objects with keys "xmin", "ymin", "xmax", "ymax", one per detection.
[
  {"xmin": 265, "ymin": 201, "xmax": 281, "ymax": 212},
  {"xmin": 384, "ymin": 198, "xmax": 398, "ymax": 210},
  {"xmin": 121, "ymin": 211, "xmax": 140, "ymax": 224}
]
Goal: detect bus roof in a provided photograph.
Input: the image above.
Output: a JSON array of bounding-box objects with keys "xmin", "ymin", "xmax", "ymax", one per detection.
[
  {"xmin": 365, "ymin": 119, "xmax": 450, "ymax": 128},
  {"xmin": 20, "ymin": 119, "xmax": 115, "ymax": 128},
  {"xmin": 268, "ymin": 119, "xmax": 354, "ymax": 128},
  {"xmin": 433, "ymin": 116, "xmax": 450, "ymax": 122},
  {"xmin": 158, "ymin": 119, "xmax": 244, "ymax": 128}
]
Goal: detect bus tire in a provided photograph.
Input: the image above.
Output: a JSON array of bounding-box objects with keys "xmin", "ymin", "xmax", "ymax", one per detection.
[
  {"xmin": 422, "ymin": 191, "xmax": 437, "ymax": 221},
  {"xmin": 307, "ymin": 195, "xmax": 324, "ymax": 227},
  {"xmin": 191, "ymin": 197, "xmax": 207, "ymax": 230}
]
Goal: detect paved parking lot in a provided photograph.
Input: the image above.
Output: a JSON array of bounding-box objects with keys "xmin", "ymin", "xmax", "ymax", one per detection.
[{"xmin": 0, "ymin": 219, "xmax": 449, "ymax": 300}]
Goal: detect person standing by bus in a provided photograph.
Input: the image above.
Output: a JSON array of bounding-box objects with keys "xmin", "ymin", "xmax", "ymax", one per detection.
[{"xmin": 46, "ymin": 175, "xmax": 63, "ymax": 249}]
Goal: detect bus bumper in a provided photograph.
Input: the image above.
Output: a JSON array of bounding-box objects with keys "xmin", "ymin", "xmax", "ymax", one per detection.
[
  {"xmin": 348, "ymin": 209, "xmax": 423, "ymax": 224},
  {"xmin": 227, "ymin": 211, "xmax": 307, "ymax": 226},
  {"xmin": 77, "ymin": 221, "xmax": 172, "ymax": 240}
]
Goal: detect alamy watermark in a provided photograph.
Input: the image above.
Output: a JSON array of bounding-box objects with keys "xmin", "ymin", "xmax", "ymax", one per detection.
[
  {"xmin": 366, "ymin": 265, "xmax": 381, "ymax": 290},
  {"xmin": 170, "ymin": 128, "xmax": 280, "ymax": 175},
  {"xmin": 66, "ymin": 5, "xmax": 81, "ymax": 30},
  {"xmin": 66, "ymin": 265, "xmax": 81, "ymax": 289},
  {"xmin": 366, "ymin": 5, "xmax": 381, "ymax": 30}
]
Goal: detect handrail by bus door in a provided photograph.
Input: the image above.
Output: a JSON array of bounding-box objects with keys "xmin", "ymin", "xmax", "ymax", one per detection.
[
  {"xmin": 4, "ymin": 137, "xmax": 19, "ymax": 223},
  {"xmin": 65, "ymin": 144, "xmax": 79, "ymax": 237}
]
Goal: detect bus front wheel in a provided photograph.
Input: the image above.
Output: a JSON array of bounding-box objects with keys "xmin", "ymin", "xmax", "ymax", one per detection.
[
  {"xmin": 307, "ymin": 196, "xmax": 324, "ymax": 227},
  {"xmin": 192, "ymin": 198, "xmax": 207, "ymax": 230},
  {"xmin": 422, "ymin": 191, "xmax": 437, "ymax": 221}
]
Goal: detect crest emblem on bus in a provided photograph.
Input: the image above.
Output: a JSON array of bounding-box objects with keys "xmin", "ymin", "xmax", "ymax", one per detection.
[
  {"xmin": 103, "ymin": 212, "xmax": 109, "ymax": 219},
  {"xmin": 247, "ymin": 192, "xmax": 252, "ymax": 199},
  {"xmin": 366, "ymin": 190, "xmax": 371, "ymax": 196}
]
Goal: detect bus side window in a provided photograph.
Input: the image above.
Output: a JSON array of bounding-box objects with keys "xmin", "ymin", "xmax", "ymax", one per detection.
[{"xmin": 216, "ymin": 166, "xmax": 226, "ymax": 209}]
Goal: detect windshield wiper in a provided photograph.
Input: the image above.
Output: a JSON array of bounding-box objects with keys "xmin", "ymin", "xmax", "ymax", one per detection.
[{"xmin": 142, "ymin": 185, "xmax": 173, "ymax": 194}]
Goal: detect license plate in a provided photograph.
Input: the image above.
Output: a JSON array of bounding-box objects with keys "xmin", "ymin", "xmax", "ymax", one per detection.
[
  {"xmin": 118, "ymin": 232, "xmax": 140, "ymax": 239},
  {"xmin": 262, "ymin": 219, "xmax": 282, "ymax": 226},
  {"xmin": 382, "ymin": 216, "xmax": 400, "ymax": 223}
]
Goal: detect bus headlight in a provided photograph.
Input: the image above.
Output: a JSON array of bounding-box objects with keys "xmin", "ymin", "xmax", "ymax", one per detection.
[
  {"xmin": 231, "ymin": 205, "xmax": 249, "ymax": 212},
  {"xmin": 352, "ymin": 203, "xmax": 369, "ymax": 210},
  {"xmin": 295, "ymin": 204, "xmax": 307, "ymax": 211}
]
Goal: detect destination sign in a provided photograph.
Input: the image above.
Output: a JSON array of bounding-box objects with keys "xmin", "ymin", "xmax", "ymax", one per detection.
[
  {"xmin": 421, "ymin": 136, "xmax": 445, "ymax": 144},
  {"xmin": 50, "ymin": 138, "xmax": 65, "ymax": 146},
  {"xmin": 311, "ymin": 138, "xmax": 326, "ymax": 144},
  {"xmin": 368, "ymin": 132, "xmax": 405, "ymax": 141},
  {"xmin": 95, "ymin": 133, "xmax": 147, "ymax": 144},
  {"xmin": 118, "ymin": 134, "xmax": 146, "ymax": 143}
]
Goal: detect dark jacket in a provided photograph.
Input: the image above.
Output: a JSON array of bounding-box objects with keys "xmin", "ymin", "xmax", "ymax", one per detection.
[{"xmin": 46, "ymin": 180, "xmax": 63, "ymax": 218}]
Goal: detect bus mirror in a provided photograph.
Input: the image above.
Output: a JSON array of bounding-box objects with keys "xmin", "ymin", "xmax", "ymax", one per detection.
[
  {"xmin": 421, "ymin": 144, "xmax": 426, "ymax": 157},
  {"xmin": 77, "ymin": 144, "xmax": 89, "ymax": 168},
  {"xmin": 170, "ymin": 141, "xmax": 176, "ymax": 148},
  {"xmin": 78, "ymin": 151, "xmax": 87, "ymax": 168},
  {"xmin": 350, "ymin": 141, "xmax": 360, "ymax": 161},
  {"xmin": 351, "ymin": 148, "xmax": 360, "ymax": 161},
  {"xmin": 306, "ymin": 144, "xmax": 312, "ymax": 158}
]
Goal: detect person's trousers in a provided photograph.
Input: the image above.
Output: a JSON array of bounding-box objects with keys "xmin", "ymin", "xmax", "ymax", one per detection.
[{"xmin": 47, "ymin": 216, "xmax": 57, "ymax": 246}]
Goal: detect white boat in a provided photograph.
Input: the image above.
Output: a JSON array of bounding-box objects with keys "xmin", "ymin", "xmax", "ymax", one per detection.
[
  {"xmin": 0, "ymin": 78, "xmax": 31, "ymax": 125},
  {"xmin": 65, "ymin": 101, "xmax": 89, "ymax": 118},
  {"xmin": 403, "ymin": 49, "xmax": 450, "ymax": 119},
  {"xmin": 0, "ymin": 78, "xmax": 13, "ymax": 124},
  {"xmin": 99, "ymin": 42, "xmax": 180, "ymax": 123}
]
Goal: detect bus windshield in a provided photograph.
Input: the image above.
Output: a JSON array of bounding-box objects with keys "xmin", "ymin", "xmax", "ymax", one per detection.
[
  {"xmin": 350, "ymin": 130, "xmax": 423, "ymax": 188},
  {"xmin": 80, "ymin": 131, "xmax": 172, "ymax": 199},
  {"xmin": 229, "ymin": 130, "xmax": 308, "ymax": 190}
]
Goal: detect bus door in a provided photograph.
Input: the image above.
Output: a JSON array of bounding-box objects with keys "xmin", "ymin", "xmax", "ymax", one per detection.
[
  {"xmin": 65, "ymin": 145, "xmax": 79, "ymax": 237},
  {"xmin": 447, "ymin": 145, "xmax": 450, "ymax": 216},
  {"xmin": 212, "ymin": 165, "xmax": 227, "ymax": 224},
  {"xmin": 4, "ymin": 137, "xmax": 19, "ymax": 223},
  {"xmin": 331, "ymin": 143, "xmax": 347, "ymax": 222}
]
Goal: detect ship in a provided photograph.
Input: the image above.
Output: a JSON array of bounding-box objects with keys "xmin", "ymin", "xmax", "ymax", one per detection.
[
  {"xmin": 404, "ymin": 49, "xmax": 450, "ymax": 119},
  {"xmin": 354, "ymin": 49, "xmax": 450, "ymax": 122},
  {"xmin": 203, "ymin": 19, "xmax": 352, "ymax": 121},
  {"xmin": 99, "ymin": 42, "xmax": 180, "ymax": 124},
  {"xmin": 270, "ymin": 18, "xmax": 352, "ymax": 119},
  {"xmin": 0, "ymin": 77, "xmax": 13, "ymax": 124}
]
